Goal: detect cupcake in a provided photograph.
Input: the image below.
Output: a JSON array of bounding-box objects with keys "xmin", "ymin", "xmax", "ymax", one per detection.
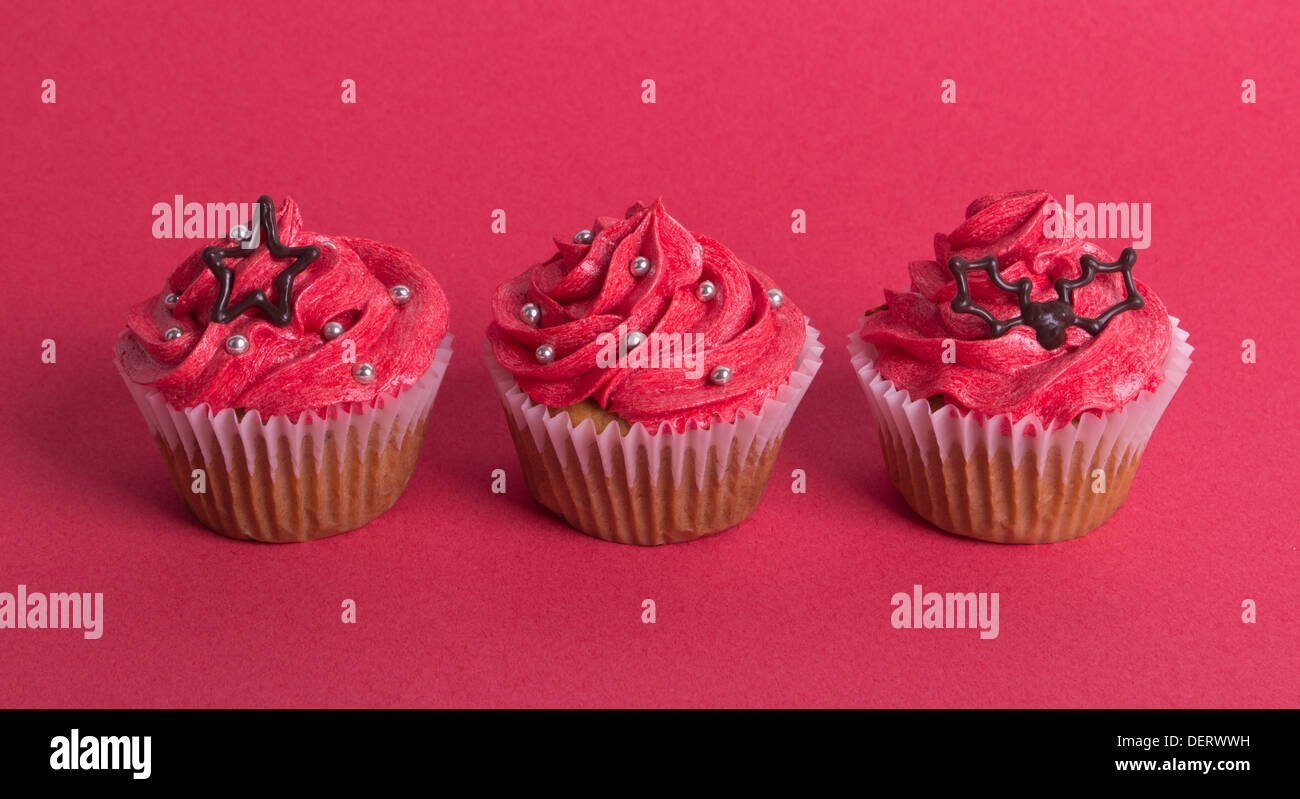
[
  {"xmin": 486, "ymin": 200, "xmax": 823, "ymax": 545},
  {"xmin": 116, "ymin": 195, "xmax": 452, "ymax": 542},
  {"xmin": 849, "ymin": 191, "xmax": 1191, "ymax": 544}
]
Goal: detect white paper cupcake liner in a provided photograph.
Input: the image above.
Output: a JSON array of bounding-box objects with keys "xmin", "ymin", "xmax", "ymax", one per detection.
[
  {"xmin": 486, "ymin": 321, "xmax": 824, "ymax": 490},
  {"xmin": 118, "ymin": 334, "xmax": 454, "ymax": 477},
  {"xmin": 847, "ymin": 318, "xmax": 1192, "ymax": 473}
]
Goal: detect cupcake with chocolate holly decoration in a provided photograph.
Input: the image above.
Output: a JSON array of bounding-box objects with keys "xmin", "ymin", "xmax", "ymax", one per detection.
[
  {"xmin": 486, "ymin": 200, "xmax": 823, "ymax": 545},
  {"xmin": 849, "ymin": 191, "xmax": 1191, "ymax": 544},
  {"xmin": 116, "ymin": 195, "xmax": 452, "ymax": 542}
]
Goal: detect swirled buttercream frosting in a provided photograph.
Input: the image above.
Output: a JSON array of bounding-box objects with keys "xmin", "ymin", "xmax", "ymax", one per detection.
[
  {"xmin": 116, "ymin": 196, "xmax": 449, "ymax": 419},
  {"xmin": 487, "ymin": 200, "xmax": 805, "ymax": 431},
  {"xmin": 859, "ymin": 190, "xmax": 1171, "ymax": 427}
]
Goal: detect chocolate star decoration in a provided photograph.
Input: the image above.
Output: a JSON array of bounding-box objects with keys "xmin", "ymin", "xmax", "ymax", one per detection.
[
  {"xmin": 948, "ymin": 247, "xmax": 1145, "ymax": 350},
  {"xmin": 202, "ymin": 195, "xmax": 321, "ymax": 326}
]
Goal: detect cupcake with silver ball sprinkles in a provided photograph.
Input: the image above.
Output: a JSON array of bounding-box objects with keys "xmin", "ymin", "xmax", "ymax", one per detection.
[
  {"xmin": 486, "ymin": 200, "xmax": 823, "ymax": 545},
  {"xmin": 115, "ymin": 195, "xmax": 452, "ymax": 542}
]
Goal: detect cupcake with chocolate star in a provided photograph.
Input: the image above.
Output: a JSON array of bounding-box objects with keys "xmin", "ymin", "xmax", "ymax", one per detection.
[
  {"xmin": 486, "ymin": 200, "xmax": 823, "ymax": 545},
  {"xmin": 849, "ymin": 191, "xmax": 1191, "ymax": 543},
  {"xmin": 116, "ymin": 195, "xmax": 452, "ymax": 542}
]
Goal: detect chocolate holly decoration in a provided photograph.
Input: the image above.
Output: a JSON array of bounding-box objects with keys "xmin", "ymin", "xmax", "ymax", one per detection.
[{"xmin": 948, "ymin": 247, "xmax": 1144, "ymax": 350}]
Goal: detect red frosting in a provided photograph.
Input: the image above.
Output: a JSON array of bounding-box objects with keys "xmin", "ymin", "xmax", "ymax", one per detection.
[
  {"xmin": 487, "ymin": 200, "xmax": 806, "ymax": 431},
  {"xmin": 859, "ymin": 191, "xmax": 1171, "ymax": 427},
  {"xmin": 116, "ymin": 197, "xmax": 449, "ymax": 419}
]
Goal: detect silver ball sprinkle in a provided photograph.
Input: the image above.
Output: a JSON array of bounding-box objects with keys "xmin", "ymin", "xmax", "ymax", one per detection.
[
  {"xmin": 574, "ymin": 229, "xmax": 594, "ymax": 245},
  {"xmin": 225, "ymin": 334, "xmax": 249, "ymax": 356},
  {"xmin": 709, "ymin": 365, "xmax": 732, "ymax": 386},
  {"xmin": 322, "ymin": 321, "xmax": 345, "ymax": 340},
  {"xmin": 320, "ymin": 240, "xmax": 337, "ymax": 250},
  {"xmin": 229, "ymin": 225, "xmax": 251, "ymax": 241},
  {"xmin": 535, "ymin": 344, "xmax": 556, "ymax": 364},
  {"xmin": 163, "ymin": 292, "xmax": 179, "ymax": 306},
  {"xmin": 695, "ymin": 280, "xmax": 717, "ymax": 302},
  {"xmin": 352, "ymin": 362, "xmax": 376, "ymax": 384},
  {"xmin": 390, "ymin": 284, "xmax": 412, "ymax": 305},
  {"xmin": 766, "ymin": 288, "xmax": 784, "ymax": 308},
  {"xmin": 163, "ymin": 327, "xmax": 182, "ymax": 341},
  {"xmin": 630, "ymin": 256, "xmax": 651, "ymax": 277},
  {"xmin": 624, "ymin": 330, "xmax": 647, "ymax": 349},
  {"xmin": 520, "ymin": 302, "xmax": 541, "ymax": 326}
]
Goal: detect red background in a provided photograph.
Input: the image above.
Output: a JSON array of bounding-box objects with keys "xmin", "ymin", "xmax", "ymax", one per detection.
[{"xmin": 1, "ymin": 0, "xmax": 1295, "ymax": 708}]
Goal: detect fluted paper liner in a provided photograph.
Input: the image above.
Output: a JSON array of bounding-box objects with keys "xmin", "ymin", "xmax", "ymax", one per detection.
[
  {"xmin": 119, "ymin": 335, "xmax": 453, "ymax": 543},
  {"xmin": 487, "ymin": 322, "xmax": 824, "ymax": 545},
  {"xmin": 848, "ymin": 318, "xmax": 1191, "ymax": 543}
]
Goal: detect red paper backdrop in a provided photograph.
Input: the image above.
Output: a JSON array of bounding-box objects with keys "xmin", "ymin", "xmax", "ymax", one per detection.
[{"xmin": 0, "ymin": 0, "xmax": 1295, "ymax": 708}]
